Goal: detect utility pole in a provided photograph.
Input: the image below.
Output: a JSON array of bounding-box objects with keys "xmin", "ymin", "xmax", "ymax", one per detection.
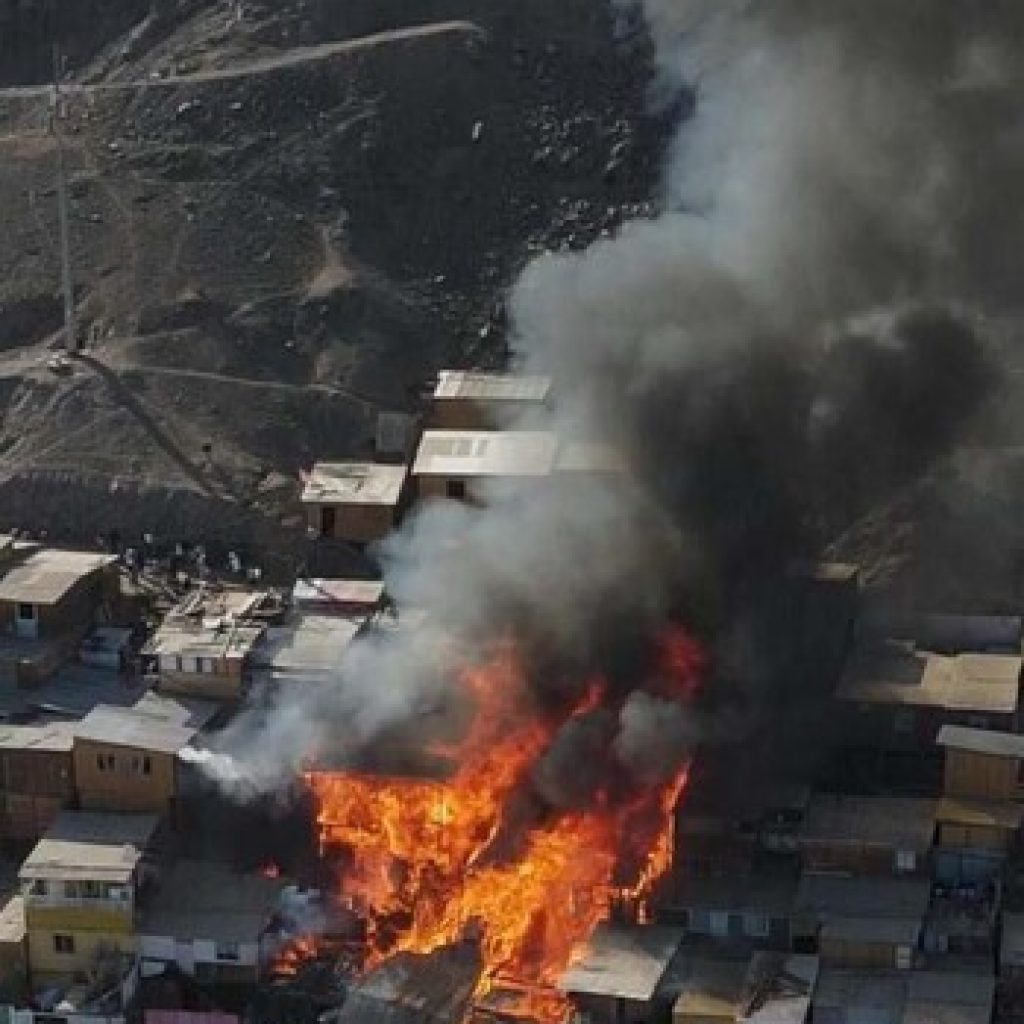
[{"xmin": 51, "ymin": 42, "xmax": 77, "ymax": 352}]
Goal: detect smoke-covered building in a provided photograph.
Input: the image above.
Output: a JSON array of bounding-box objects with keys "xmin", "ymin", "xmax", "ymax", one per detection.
[{"xmin": 428, "ymin": 371, "xmax": 552, "ymax": 430}]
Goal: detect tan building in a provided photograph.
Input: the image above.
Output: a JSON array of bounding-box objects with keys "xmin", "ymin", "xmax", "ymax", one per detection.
[
  {"xmin": 413, "ymin": 429, "xmax": 558, "ymax": 501},
  {"xmin": 934, "ymin": 795, "xmax": 1024, "ymax": 854},
  {"xmin": 301, "ymin": 462, "xmax": 408, "ymax": 544},
  {"xmin": 73, "ymin": 704, "xmax": 202, "ymax": 816},
  {"xmin": 429, "ymin": 371, "xmax": 551, "ymax": 430},
  {"xmin": 937, "ymin": 724, "xmax": 1024, "ymax": 800},
  {"xmin": 20, "ymin": 810, "xmax": 159, "ymax": 982},
  {"xmin": 0, "ymin": 721, "xmax": 76, "ymax": 843},
  {"xmin": 0, "ymin": 549, "xmax": 118, "ymax": 685},
  {"xmin": 144, "ymin": 621, "xmax": 264, "ymax": 701}
]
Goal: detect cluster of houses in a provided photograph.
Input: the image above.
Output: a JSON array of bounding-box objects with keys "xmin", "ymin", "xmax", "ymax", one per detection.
[
  {"xmin": 556, "ymin": 603, "xmax": 1024, "ymax": 1024},
  {"xmin": 0, "ymin": 369, "xmax": 1022, "ymax": 1024}
]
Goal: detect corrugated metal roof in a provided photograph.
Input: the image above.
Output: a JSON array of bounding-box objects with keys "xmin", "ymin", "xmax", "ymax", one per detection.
[
  {"xmin": 936, "ymin": 795, "xmax": 1024, "ymax": 830},
  {"xmin": 936, "ymin": 724, "xmax": 1024, "ymax": 758},
  {"xmin": 795, "ymin": 875, "xmax": 931, "ymax": 922},
  {"xmin": 292, "ymin": 578, "xmax": 385, "ymax": 608},
  {"xmin": 76, "ymin": 704, "xmax": 199, "ymax": 753},
  {"xmin": 20, "ymin": 810, "xmax": 158, "ymax": 882},
  {"xmin": 413, "ymin": 430, "xmax": 558, "ymax": 478},
  {"xmin": 0, "ymin": 549, "xmax": 115, "ymax": 606},
  {"xmin": 837, "ymin": 643, "xmax": 1022, "ymax": 714},
  {"xmin": 907, "ymin": 971, "xmax": 995, "ymax": 1007},
  {"xmin": 673, "ymin": 958, "xmax": 748, "ymax": 1018},
  {"xmin": 433, "ymin": 371, "xmax": 551, "ymax": 403},
  {"xmin": 820, "ymin": 916, "xmax": 921, "ymax": 946},
  {"xmin": 813, "ymin": 969, "xmax": 906, "ymax": 1024},
  {"xmin": 0, "ymin": 720, "xmax": 75, "ymax": 752},
  {"xmin": 301, "ymin": 462, "xmax": 407, "ymax": 506},
  {"xmin": 800, "ymin": 794, "xmax": 937, "ymax": 852},
  {"xmin": 558, "ymin": 923, "xmax": 684, "ymax": 1001}
]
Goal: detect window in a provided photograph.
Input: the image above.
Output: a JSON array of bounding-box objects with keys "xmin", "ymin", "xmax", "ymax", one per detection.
[
  {"xmin": 143, "ymin": 756, "xmax": 152, "ymax": 776},
  {"xmin": 175, "ymin": 656, "xmax": 184, "ymax": 673},
  {"xmin": 688, "ymin": 909, "xmax": 711, "ymax": 935},
  {"xmin": 709, "ymin": 911, "xmax": 730, "ymax": 938},
  {"xmin": 214, "ymin": 941, "xmax": 240, "ymax": 962},
  {"xmin": 17, "ymin": 603, "xmax": 35, "ymax": 621},
  {"xmin": 1017, "ymin": 758, "xmax": 1024, "ymax": 788},
  {"xmin": 895, "ymin": 850, "xmax": 916, "ymax": 873},
  {"xmin": 96, "ymin": 754, "xmax": 105, "ymax": 772},
  {"xmin": 320, "ymin": 506, "xmax": 336, "ymax": 538},
  {"xmin": 894, "ymin": 708, "xmax": 915, "ymax": 734},
  {"xmin": 895, "ymin": 945, "xmax": 912, "ymax": 970},
  {"xmin": 26, "ymin": 880, "xmax": 47, "ymax": 897},
  {"xmin": 744, "ymin": 912, "xmax": 770, "ymax": 939},
  {"xmin": 53, "ymin": 934, "xmax": 74, "ymax": 955},
  {"xmin": 446, "ymin": 480, "xmax": 466, "ymax": 500}
]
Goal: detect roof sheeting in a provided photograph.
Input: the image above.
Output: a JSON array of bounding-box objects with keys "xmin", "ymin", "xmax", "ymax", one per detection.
[
  {"xmin": 20, "ymin": 810, "xmax": 159, "ymax": 882},
  {"xmin": 413, "ymin": 430, "xmax": 558, "ymax": 478},
  {"xmin": 837, "ymin": 643, "xmax": 1022, "ymax": 714},
  {"xmin": 936, "ymin": 795, "xmax": 1024, "ymax": 831},
  {"xmin": 433, "ymin": 371, "xmax": 551, "ymax": 403},
  {"xmin": 820, "ymin": 916, "xmax": 921, "ymax": 947},
  {"xmin": 795, "ymin": 875, "xmax": 931, "ymax": 922},
  {"xmin": 800, "ymin": 794, "xmax": 936, "ymax": 852},
  {"xmin": 301, "ymin": 462, "xmax": 407, "ymax": 506},
  {"xmin": 76, "ymin": 704, "xmax": 199, "ymax": 754},
  {"xmin": 0, "ymin": 549, "xmax": 114, "ymax": 606},
  {"xmin": 673, "ymin": 958, "xmax": 749, "ymax": 1018},
  {"xmin": 937, "ymin": 724, "xmax": 1024, "ymax": 759},
  {"xmin": 558, "ymin": 923, "xmax": 684, "ymax": 1001},
  {"xmin": 291, "ymin": 578, "xmax": 385, "ymax": 609},
  {"xmin": 0, "ymin": 721, "xmax": 75, "ymax": 753}
]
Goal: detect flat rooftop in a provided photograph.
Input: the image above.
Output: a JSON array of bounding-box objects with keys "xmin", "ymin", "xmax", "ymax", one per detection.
[
  {"xmin": 558, "ymin": 923, "xmax": 684, "ymax": 1001},
  {"xmin": 413, "ymin": 430, "xmax": 558, "ymax": 479},
  {"xmin": 433, "ymin": 370, "xmax": 551, "ymax": 403},
  {"xmin": 0, "ymin": 549, "xmax": 115, "ymax": 606},
  {"xmin": 140, "ymin": 859, "xmax": 284, "ymax": 944},
  {"xmin": 301, "ymin": 462, "xmax": 407, "ymax": 506},
  {"xmin": 253, "ymin": 613, "xmax": 366, "ymax": 675},
  {"xmin": 795, "ymin": 874, "xmax": 931, "ymax": 922},
  {"xmin": 837, "ymin": 642, "xmax": 1022, "ymax": 714},
  {"xmin": 820, "ymin": 916, "xmax": 921, "ymax": 947},
  {"xmin": 813, "ymin": 969, "xmax": 906, "ymax": 1024},
  {"xmin": 169, "ymin": 585, "xmax": 271, "ymax": 624},
  {"xmin": 144, "ymin": 621, "xmax": 264, "ymax": 661},
  {"xmin": 0, "ymin": 720, "xmax": 75, "ymax": 753},
  {"xmin": 800, "ymin": 794, "xmax": 936, "ymax": 853},
  {"xmin": 20, "ymin": 810, "xmax": 159, "ymax": 883},
  {"xmin": 937, "ymin": 724, "xmax": 1024, "ymax": 758},
  {"xmin": 670, "ymin": 870, "xmax": 798, "ymax": 916},
  {"xmin": 75, "ymin": 704, "xmax": 200, "ymax": 754},
  {"xmin": 292, "ymin": 578, "xmax": 385, "ymax": 609},
  {"xmin": 0, "ymin": 664, "xmax": 150, "ymax": 720},
  {"xmin": 673, "ymin": 958, "xmax": 749, "ymax": 1020},
  {"xmin": 554, "ymin": 440, "xmax": 626, "ymax": 475}
]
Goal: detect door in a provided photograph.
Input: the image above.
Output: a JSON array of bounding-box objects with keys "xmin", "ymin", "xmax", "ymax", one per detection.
[
  {"xmin": 15, "ymin": 603, "xmax": 38, "ymax": 639},
  {"xmin": 320, "ymin": 505, "xmax": 337, "ymax": 538}
]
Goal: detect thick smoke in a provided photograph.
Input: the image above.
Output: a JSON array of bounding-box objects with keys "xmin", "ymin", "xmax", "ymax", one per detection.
[{"xmin": 207, "ymin": 1, "xmax": 1016, "ymax": 799}]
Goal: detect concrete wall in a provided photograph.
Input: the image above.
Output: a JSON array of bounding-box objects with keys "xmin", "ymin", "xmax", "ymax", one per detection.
[
  {"xmin": 156, "ymin": 661, "xmax": 243, "ymax": 701},
  {"xmin": 73, "ymin": 740, "xmax": 175, "ymax": 814}
]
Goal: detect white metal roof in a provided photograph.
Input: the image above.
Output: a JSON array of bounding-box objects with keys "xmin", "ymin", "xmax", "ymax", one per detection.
[
  {"xmin": 937, "ymin": 724, "xmax": 1024, "ymax": 759},
  {"xmin": 0, "ymin": 720, "xmax": 75, "ymax": 753},
  {"xmin": 0, "ymin": 549, "xmax": 115, "ymax": 606},
  {"xmin": 75, "ymin": 704, "xmax": 199, "ymax": 754},
  {"xmin": 558, "ymin": 923, "xmax": 684, "ymax": 1001},
  {"xmin": 292, "ymin": 578, "xmax": 385, "ymax": 608},
  {"xmin": 433, "ymin": 370, "xmax": 551, "ymax": 403},
  {"xmin": 301, "ymin": 462, "xmax": 407, "ymax": 506},
  {"xmin": 20, "ymin": 810, "xmax": 159, "ymax": 883},
  {"xmin": 413, "ymin": 430, "xmax": 558, "ymax": 478}
]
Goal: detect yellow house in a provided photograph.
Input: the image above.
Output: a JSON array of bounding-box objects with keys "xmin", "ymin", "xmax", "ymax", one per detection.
[{"xmin": 19, "ymin": 810, "xmax": 160, "ymax": 983}]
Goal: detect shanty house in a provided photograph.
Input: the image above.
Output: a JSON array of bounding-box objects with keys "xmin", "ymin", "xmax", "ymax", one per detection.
[
  {"xmin": 0, "ymin": 721, "xmax": 76, "ymax": 843},
  {"xmin": 429, "ymin": 370, "xmax": 551, "ymax": 430},
  {"xmin": 837, "ymin": 642, "xmax": 1023, "ymax": 752},
  {"xmin": 932, "ymin": 795, "xmax": 1023, "ymax": 886},
  {"xmin": 413, "ymin": 429, "xmax": 558, "ymax": 502},
  {"xmin": 797, "ymin": 795, "xmax": 936, "ymax": 876},
  {"xmin": 301, "ymin": 462, "xmax": 409, "ymax": 545},
  {"xmin": 937, "ymin": 724, "xmax": 1024, "ymax": 800},
  {"xmin": 73, "ymin": 704, "xmax": 208, "ymax": 816},
  {"xmin": 793, "ymin": 875, "xmax": 930, "ymax": 969},
  {"xmin": 144, "ymin": 622, "xmax": 263, "ymax": 701},
  {"xmin": 559, "ymin": 923, "xmax": 685, "ymax": 1024},
  {"xmin": 138, "ymin": 860, "xmax": 285, "ymax": 985},
  {"xmin": 20, "ymin": 810, "xmax": 160, "ymax": 982},
  {"xmin": 923, "ymin": 885, "xmax": 999, "ymax": 958},
  {"xmin": 0, "ymin": 550, "xmax": 118, "ymax": 685}
]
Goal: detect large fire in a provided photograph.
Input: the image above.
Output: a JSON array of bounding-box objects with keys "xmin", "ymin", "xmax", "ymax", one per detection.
[{"xmin": 295, "ymin": 628, "xmax": 702, "ymax": 1023}]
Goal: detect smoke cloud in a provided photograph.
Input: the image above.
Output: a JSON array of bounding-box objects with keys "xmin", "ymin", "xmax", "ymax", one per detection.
[{"xmin": 206, "ymin": 1, "xmax": 1015, "ymax": 799}]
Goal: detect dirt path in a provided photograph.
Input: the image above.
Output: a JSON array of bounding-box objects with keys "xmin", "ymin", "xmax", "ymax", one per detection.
[{"xmin": 1, "ymin": 21, "xmax": 485, "ymax": 100}]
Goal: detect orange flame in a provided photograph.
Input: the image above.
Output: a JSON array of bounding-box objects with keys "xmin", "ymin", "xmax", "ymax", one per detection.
[{"xmin": 300, "ymin": 635, "xmax": 700, "ymax": 1022}]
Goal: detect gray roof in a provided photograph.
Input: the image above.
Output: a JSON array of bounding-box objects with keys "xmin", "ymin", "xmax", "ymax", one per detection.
[
  {"xmin": 140, "ymin": 859, "xmax": 284, "ymax": 944},
  {"xmin": 937, "ymin": 724, "xmax": 1024, "ymax": 759},
  {"xmin": 671, "ymin": 871, "xmax": 798, "ymax": 916},
  {"xmin": 800, "ymin": 794, "xmax": 936, "ymax": 852},
  {"xmin": 795, "ymin": 874, "xmax": 931, "ymax": 922},
  {"xmin": 820, "ymin": 916, "xmax": 921, "ymax": 947},
  {"xmin": 838, "ymin": 643, "xmax": 1022, "ymax": 714},
  {"xmin": 813, "ymin": 969, "xmax": 907, "ymax": 1024},
  {"xmin": 742, "ymin": 954, "xmax": 819, "ymax": 1024},
  {"xmin": 558, "ymin": 923, "xmax": 684, "ymax": 1001},
  {"xmin": 907, "ymin": 971, "xmax": 995, "ymax": 1007},
  {"xmin": 433, "ymin": 370, "xmax": 551, "ymax": 403},
  {"xmin": 413, "ymin": 430, "xmax": 558, "ymax": 478},
  {"xmin": 144, "ymin": 621, "xmax": 264, "ymax": 661},
  {"xmin": 0, "ymin": 665, "xmax": 153, "ymax": 720},
  {"xmin": 20, "ymin": 810, "xmax": 159, "ymax": 883},
  {"xmin": 554, "ymin": 440, "xmax": 626, "ymax": 475},
  {"xmin": 75, "ymin": 704, "xmax": 199, "ymax": 754},
  {"xmin": 252, "ymin": 613, "xmax": 366, "ymax": 674},
  {"xmin": 901, "ymin": 1004, "xmax": 990, "ymax": 1024},
  {"xmin": 301, "ymin": 462, "xmax": 407, "ymax": 507},
  {"xmin": 132, "ymin": 691, "xmax": 220, "ymax": 731},
  {"xmin": 0, "ymin": 549, "xmax": 115, "ymax": 606}
]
